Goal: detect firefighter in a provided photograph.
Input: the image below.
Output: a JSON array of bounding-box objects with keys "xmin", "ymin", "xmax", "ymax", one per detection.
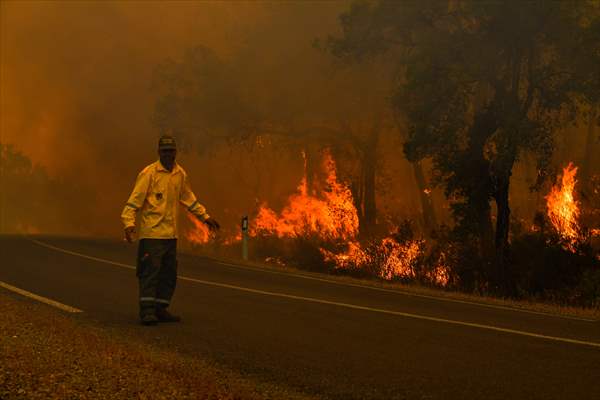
[{"xmin": 121, "ymin": 135, "xmax": 220, "ymax": 325}]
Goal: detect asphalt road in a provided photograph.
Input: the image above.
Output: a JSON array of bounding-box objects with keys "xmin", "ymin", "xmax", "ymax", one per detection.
[{"xmin": 1, "ymin": 235, "xmax": 599, "ymax": 400}]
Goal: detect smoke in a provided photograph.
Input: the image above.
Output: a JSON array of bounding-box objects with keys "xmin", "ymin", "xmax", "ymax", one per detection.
[
  {"xmin": 1, "ymin": 1, "xmax": 276, "ymax": 171},
  {"xmin": 0, "ymin": 1, "xmax": 355, "ymax": 237},
  {"xmin": 3, "ymin": 1, "xmax": 591, "ymax": 240}
]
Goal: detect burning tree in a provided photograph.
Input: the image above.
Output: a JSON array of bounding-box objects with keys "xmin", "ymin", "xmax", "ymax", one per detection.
[{"xmin": 327, "ymin": 0, "xmax": 600, "ymax": 291}]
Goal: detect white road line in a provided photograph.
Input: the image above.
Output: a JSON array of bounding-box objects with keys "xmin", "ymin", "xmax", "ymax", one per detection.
[
  {"xmin": 212, "ymin": 260, "xmax": 598, "ymax": 322},
  {"xmin": 28, "ymin": 238, "xmax": 600, "ymax": 349},
  {"xmin": 30, "ymin": 239, "xmax": 135, "ymax": 270},
  {"xmin": 0, "ymin": 281, "xmax": 82, "ymax": 313},
  {"xmin": 36, "ymin": 238, "xmax": 597, "ymax": 322}
]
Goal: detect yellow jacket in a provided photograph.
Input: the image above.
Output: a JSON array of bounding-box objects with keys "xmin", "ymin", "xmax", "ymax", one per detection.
[{"xmin": 121, "ymin": 160, "xmax": 209, "ymax": 239}]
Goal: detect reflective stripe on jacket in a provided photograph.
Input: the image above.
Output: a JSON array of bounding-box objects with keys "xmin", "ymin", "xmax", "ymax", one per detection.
[{"xmin": 121, "ymin": 160, "xmax": 209, "ymax": 239}]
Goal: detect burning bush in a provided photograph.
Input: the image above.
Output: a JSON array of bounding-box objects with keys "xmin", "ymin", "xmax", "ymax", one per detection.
[
  {"xmin": 546, "ymin": 163, "xmax": 582, "ymax": 252},
  {"xmin": 499, "ymin": 163, "xmax": 600, "ymax": 305},
  {"xmin": 506, "ymin": 162, "xmax": 600, "ymax": 305},
  {"xmin": 185, "ymin": 150, "xmax": 452, "ymax": 287},
  {"xmin": 319, "ymin": 220, "xmax": 453, "ymax": 286},
  {"xmin": 251, "ymin": 150, "xmax": 359, "ymax": 241},
  {"xmin": 183, "ymin": 153, "xmax": 598, "ymax": 305},
  {"xmin": 320, "ymin": 236, "xmax": 424, "ymax": 282}
]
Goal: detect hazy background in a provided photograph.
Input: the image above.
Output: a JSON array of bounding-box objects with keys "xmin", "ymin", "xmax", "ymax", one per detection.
[{"xmin": 0, "ymin": 0, "xmax": 595, "ymax": 240}]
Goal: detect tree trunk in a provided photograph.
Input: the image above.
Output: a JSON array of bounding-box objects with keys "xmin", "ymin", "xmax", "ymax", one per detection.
[
  {"xmin": 412, "ymin": 160, "xmax": 437, "ymax": 235},
  {"xmin": 465, "ymin": 105, "xmax": 497, "ymax": 265},
  {"xmin": 581, "ymin": 104, "xmax": 598, "ymax": 196},
  {"xmin": 469, "ymin": 187, "xmax": 495, "ymax": 261},
  {"xmin": 362, "ymin": 137, "xmax": 378, "ymax": 233},
  {"xmin": 351, "ymin": 176, "xmax": 365, "ymax": 229},
  {"xmin": 304, "ymin": 145, "xmax": 319, "ymax": 194},
  {"xmin": 493, "ymin": 172, "xmax": 511, "ymax": 291}
]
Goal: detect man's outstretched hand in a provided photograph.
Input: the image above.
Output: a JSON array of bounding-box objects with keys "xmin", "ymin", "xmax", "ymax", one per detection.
[
  {"xmin": 124, "ymin": 226, "xmax": 136, "ymax": 243},
  {"xmin": 204, "ymin": 217, "xmax": 220, "ymax": 232}
]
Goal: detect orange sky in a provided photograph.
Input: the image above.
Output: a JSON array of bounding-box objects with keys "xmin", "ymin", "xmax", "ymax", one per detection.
[
  {"xmin": 0, "ymin": 1, "xmax": 351, "ymax": 236},
  {"xmin": 2, "ymin": 1, "xmax": 589, "ymax": 238},
  {"xmin": 1, "ymin": 1, "xmax": 277, "ymax": 175}
]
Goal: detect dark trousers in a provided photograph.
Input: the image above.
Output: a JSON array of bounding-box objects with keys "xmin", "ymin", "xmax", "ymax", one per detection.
[{"xmin": 136, "ymin": 238, "xmax": 177, "ymax": 316}]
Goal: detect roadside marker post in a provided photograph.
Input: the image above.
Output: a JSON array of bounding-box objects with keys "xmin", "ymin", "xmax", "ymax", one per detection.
[{"xmin": 241, "ymin": 216, "xmax": 249, "ymax": 261}]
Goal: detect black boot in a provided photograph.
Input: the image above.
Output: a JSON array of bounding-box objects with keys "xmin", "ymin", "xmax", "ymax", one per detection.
[
  {"xmin": 140, "ymin": 307, "xmax": 158, "ymax": 326},
  {"xmin": 156, "ymin": 306, "xmax": 181, "ymax": 322}
]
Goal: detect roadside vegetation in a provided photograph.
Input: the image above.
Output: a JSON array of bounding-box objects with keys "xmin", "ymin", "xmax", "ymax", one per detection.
[{"xmin": 175, "ymin": 1, "xmax": 599, "ymax": 309}]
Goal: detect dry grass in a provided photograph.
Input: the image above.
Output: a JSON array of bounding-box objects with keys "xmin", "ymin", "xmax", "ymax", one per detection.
[{"xmin": 0, "ymin": 293, "xmax": 316, "ymax": 400}]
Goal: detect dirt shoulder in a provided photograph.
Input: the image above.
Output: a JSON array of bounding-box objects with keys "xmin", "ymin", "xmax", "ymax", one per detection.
[{"xmin": 0, "ymin": 292, "xmax": 316, "ymax": 400}]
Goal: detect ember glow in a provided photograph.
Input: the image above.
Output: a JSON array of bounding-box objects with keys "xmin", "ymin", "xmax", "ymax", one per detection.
[
  {"xmin": 320, "ymin": 241, "xmax": 370, "ymax": 269},
  {"xmin": 251, "ymin": 150, "xmax": 359, "ymax": 240},
  {"xmin": 321, "ymin": 238, "xmax": 424, "ymax": 281},
  {"xmin": 377, "ymin": 238, "xmax": 421, "ymax": 280},
  {"xmin": 426, "ymin": 252, "xmax": 450, "ymax": 286},
  {"xmin": 546, "ymin": 162, "xmax": 581, "ymax": 251}
]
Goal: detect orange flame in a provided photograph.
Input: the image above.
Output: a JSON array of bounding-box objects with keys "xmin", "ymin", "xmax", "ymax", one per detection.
[
  {"xmin": 184, "ymin": 149, "xmax": 448, "ymax": 287},
  {"xmin": 320, "ymin": 241, "xmax": 370, "ymax": 269},
  {"xmin": 546, "ymin": 163, "xmax": 581, "ymax": 252},
  {"xmin": 426, "ymin": 252, "xmax": 450, "ymax": 286},
  {"xmin": 252, "ymin": 150, "xmax": 359, "ymax": 240},
  {"xmin": 321, "ymin": 238, "xmax": 424, "ymax": 281},
  {"xmin": 378, "ymin": 238, "xmax": 421, "ymax": 280},
  {"xmin": 185, "ymin": 213, "xmax": 211, "ymax": 245}
]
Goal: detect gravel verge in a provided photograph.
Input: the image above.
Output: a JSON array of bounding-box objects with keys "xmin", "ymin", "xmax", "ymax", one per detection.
[{"xmin": 0, "ymin": 292, "xmax": 316, "ymax": 400}]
